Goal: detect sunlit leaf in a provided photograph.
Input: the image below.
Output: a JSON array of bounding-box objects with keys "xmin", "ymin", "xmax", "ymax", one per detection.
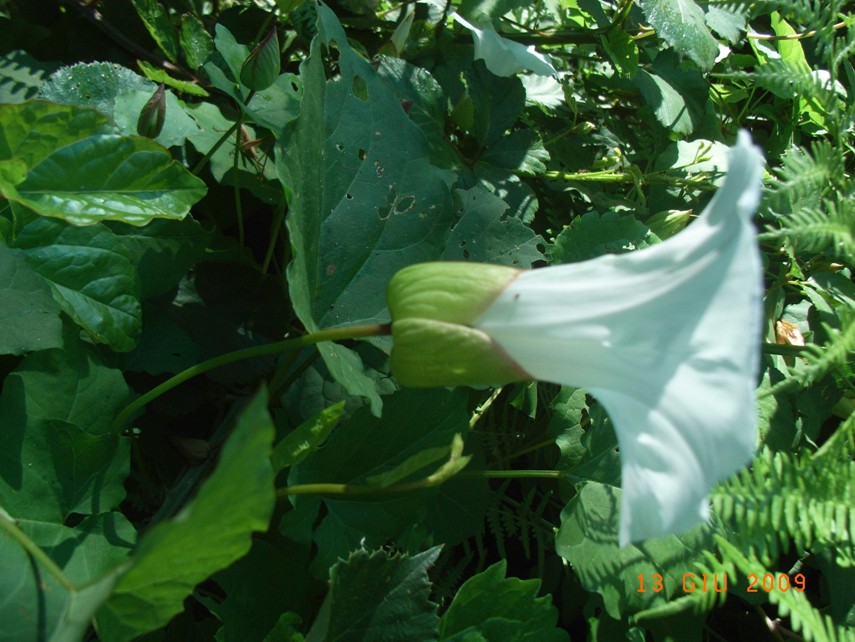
[
  {"xmin": 641, "ymin": 0, "xmax": 718, "ymax": 71},
  {"xmin": 97, "ymin": 387, "xmax": 276, "ymax": 641},
  {"xmin": 5, "ymin": 135, "xmax": 206, "ymax": 226}
]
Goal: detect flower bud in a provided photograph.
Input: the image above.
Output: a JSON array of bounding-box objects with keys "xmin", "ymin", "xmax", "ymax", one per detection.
[
  {"xmin": 241, "ymin": 27, "xmax": 280, "ymax": 91},
  {"xmin": 137, "ymin": 84, "xmax": 167, "ymax": 138},
  {"xmin": 387, "ymin": 262, "xmax": 529, "ymax": 387}
]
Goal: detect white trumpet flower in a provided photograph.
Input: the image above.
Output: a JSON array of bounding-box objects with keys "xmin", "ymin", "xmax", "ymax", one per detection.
[
  {"xmin": 451, "ymin": 13, "xmax": 557, "ymax": 77},
  {"xmin": 388, "ymin": 131, "xmax": 765, "ymax": 545}
]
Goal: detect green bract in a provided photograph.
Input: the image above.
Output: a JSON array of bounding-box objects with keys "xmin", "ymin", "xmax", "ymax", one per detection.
[
  {"xmin": 388, "ymin": 262, "xmax": 527, "ymax": 387},
  {"xmin": 240, "ymin": 28, "xmax": 280, "ymax": 91},
  {"xmin": 136, "ymin": 83, "xmax": 167, "ymax": 138}
]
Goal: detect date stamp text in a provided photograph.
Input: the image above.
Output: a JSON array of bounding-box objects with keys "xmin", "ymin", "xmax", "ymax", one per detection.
[{"xmin": 636, "ymin": 572, "xmax": 807, "ymax": 594}]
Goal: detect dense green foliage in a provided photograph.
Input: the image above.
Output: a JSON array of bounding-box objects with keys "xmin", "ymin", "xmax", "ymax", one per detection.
[{"xmin": 0, "ymin": 0, "xmax": 853, "ymax": 640}]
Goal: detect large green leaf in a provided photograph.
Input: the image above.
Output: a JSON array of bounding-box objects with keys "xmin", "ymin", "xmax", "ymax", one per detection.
[
  {"xmin": 0, "ymin": 244, "xmax": 63, "ymax": 355},
  {"xmin": 4, "ymin": 134, "xmax": 206, "ymax": 226},
  {"xmin": 108, "ymin": 217, "xmax": 213, "ymax": 300},
  {"xmin": 113, "ymin": 87, "xmax": 203, "ymax": 148},
  {"xmin": 278, "ymin": 3, "xmax": 454, "ymax": 410},
  {"xmin": 12, "ymin": 213, "xmax": 142, "ymax": 351},
  {"xmin": 38, "ymin": 63, "xmax": 153, "ymax": 122},
  {"xmin": 203, "ymin": 24, "xmax": 252, "ymax": 101},
  {"xmin": 0, "ymin": 329, "xmax": 131, "ymax": 522},
  {"xmin": 467, "ymin": 64, "xmax": 526, "ymax": 147},
  {"xmin": 546, "ymin": 386, "xmax": 589, "ymax": 471},
  {"xmin": 480, "ymin": 129, "xmax": 550, "ymax": 175},
  {"xmin": 0, "ymin": 50, "xmax": 59, "ymax": 103},
  {"xmin": 0, "ymin": 101, "xmax": 110, "ymax": 170},
  {"xmin": 633, "ymin": 51, "xmax": 712, "ymax": 136},
  {"xmin": 640, "ymin": 0, "xmax": 718, "ymax": 71},
  {"xmin": 307, "ymin": 547, "xmax": 440, "ymax": 641},
  {"xmin": 551, "ymin": 210, "xmax": 657, "ymax": 264},
  {"xmin": 96, "ymin": 387, "xmax": 277, "ymax": 641},
  {"xmin": 0, "ymin": 99, "xmax": 205, "ymax": 227},
  {"xmin": 555, "ymin": 481, "xmax": 712, "ymax": 619},
  {"xmin": 245, "ymin": 73, "xmax": 302, "ymax": 133},
  {"xmin": 438, "ymin": 560, "xmax": 568, "ymax": 641},
  {"xmin": 203, "ymin": 537, "xmax": 314, "ymax": 642}
]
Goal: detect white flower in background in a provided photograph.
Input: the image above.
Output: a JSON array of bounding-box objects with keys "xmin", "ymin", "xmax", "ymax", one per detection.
[
  {"xmin": 451, "ymin": 13, "xmax": 557, "ymax": 77},
  {"xmin": 388, "ymin": 131, "xmax": 765, "ymax": 546}
]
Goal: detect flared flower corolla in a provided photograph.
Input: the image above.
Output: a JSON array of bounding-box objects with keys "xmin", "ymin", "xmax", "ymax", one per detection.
[{"xmin": 388, "ymin": 132, "xmax": 765, "ymax": 545}]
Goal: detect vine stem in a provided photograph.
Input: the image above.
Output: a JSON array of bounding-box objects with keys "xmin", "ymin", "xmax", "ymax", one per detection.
[
  {"xmin": 233, "ymin": 109, "xmax": 246, "ymax": 249},
  {"xmin": 276, "ymin": 469, "xmax": 563, "ymax": 498},
  {"xmin": 458, "ymin": 470, "xmax": 563, "ymax": 480},
  {"xmin": 113, "ymin": 323, "xmax": 390, "ymax": 432},
  {"xmin": 542, "ymin": 168, "xmax": 717, "ymax": 190}
]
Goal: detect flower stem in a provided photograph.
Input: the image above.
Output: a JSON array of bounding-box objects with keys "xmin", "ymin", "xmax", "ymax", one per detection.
[
  {"xmin": 761, "ymin": 342, "xmax": 811, "ymax": 356},
  {"xmin": 192, "ymin": 121, "xmax": 240, "ymax": 175},
  {"xmin": 458, "ymin": 469, "xmax": 563, "ymax": 480},
  {"xmin": 113, "ymin": 323, "xmax": 390, "ymax": 431}
]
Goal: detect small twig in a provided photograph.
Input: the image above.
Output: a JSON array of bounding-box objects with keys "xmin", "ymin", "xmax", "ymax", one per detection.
[{"xmin": 748, "ymin": 20, "xmax": 848, "ymax": 42}]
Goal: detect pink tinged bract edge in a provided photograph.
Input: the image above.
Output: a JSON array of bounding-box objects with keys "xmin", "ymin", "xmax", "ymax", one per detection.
[{"xmin": 475, "ymin": 131, "xmax": 765, "ymax": 546}]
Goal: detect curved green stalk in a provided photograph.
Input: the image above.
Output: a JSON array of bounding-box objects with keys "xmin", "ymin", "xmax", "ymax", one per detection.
[
  {"xmin": 113, "ymin": 324, "xmax": 389, "ymax": 432},
  {"xmin": 276, "ymin": 469, "xmax": 564, "ymax": 498}
]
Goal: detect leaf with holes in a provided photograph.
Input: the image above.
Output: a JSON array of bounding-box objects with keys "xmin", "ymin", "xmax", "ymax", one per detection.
[
  {"xmin": 443, "ymin": 186, "xmax": 544, "ymax": 266},
  {"xmin": 277, "ymin": 3, "xmax": 453, "ymax": 411}
]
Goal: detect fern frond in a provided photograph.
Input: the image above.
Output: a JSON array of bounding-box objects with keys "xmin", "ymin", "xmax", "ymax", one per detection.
[
  {"xmin": 796, "ymin": 308, "xmax": 855, "ymax": 389},
  {"xmin": 712, "ymin": 444, "xmax": 855, "ymax": 567},
  {"xmin": 715, "ymin": 537, "xmax": 855, "ymax": 642},
  {"xmin": 760, "ymin": 201, "xmax": 855, "ymax": 261},
  {"xmin": 814, "ymin": 409, "xmax": 855, "ymax": 460},
  {"xmin": 431, "ymin": 545, "xmax": 476, "ymax": 606},
  {"xmin": 486, "ymin": 481, "xmax": 512, "ymax": 560},
  {"xmin": 766, "ymin": 141, "xmax": 846, "ymax": 211}
]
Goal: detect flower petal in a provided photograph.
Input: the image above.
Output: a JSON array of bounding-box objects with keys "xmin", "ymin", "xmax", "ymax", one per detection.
[
  {"xmin": 452, "ymin": 13, "xmax": 557, "ymax": 77},
  {"xmin": 476, "ymin": 131, "xmax": 765, "ymax": 544}
]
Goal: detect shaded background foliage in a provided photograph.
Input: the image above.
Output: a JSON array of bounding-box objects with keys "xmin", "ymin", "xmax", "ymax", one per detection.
[{"xmin": 0, "ymin": 0, "xmax": 853, "ymax": 640}]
